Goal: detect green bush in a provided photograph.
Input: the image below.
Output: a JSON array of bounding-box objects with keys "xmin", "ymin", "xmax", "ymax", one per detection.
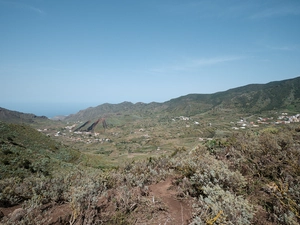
[{"xmin": 191, "ymin": 185, "xmax": 254, "ymax": 225}]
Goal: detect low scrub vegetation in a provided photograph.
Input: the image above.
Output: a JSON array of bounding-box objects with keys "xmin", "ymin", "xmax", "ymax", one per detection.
[{"xmin": 1, "ymin": 120, "xmax": 300, "ymax": 224}]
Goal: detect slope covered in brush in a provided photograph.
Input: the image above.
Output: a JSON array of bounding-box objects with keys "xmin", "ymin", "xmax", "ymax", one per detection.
[
  {"xmin": 0, "ymin": 121, "xmax": 81, "ymax": 180},
  {"xmin": 1, "ymin": 123, "xmax": 300, "ymax": 224}
]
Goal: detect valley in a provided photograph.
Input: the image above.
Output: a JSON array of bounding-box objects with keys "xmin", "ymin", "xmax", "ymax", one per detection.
[
  {"xmin": 1, "ymin": 77, "xmax": 300, "ymax": 224},
  {"xmin": 36, "ymin": 110, "xmax": 300, "ymax": 168}
]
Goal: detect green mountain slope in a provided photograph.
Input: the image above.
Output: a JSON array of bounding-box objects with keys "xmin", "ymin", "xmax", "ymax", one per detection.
[
  {"xmin": 65, "ymin": 76, "xmax": 300, "ymax": 122},
  {"xmin": 64, "ymin": 101, "xmax": 165, "ymax": 125},
  {"xmin": 0, "ymin": 107, "xmax": 48, "ymax": 124},
  {"xmin": 214, "ymin": 76, "xmax": 300, "ymax": 112},
  {"xmin": 0, "ymin": 121, "xmax": 81, "ymax": 179}
]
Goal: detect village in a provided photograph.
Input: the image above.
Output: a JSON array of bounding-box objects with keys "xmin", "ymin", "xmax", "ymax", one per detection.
[
  {"xmin": 231, "ymin": 112, "xmax": 300, "ymax": 130},
  {"xmin": 35, "ymin": 112, "xmax": 300, "ymax": 149}
]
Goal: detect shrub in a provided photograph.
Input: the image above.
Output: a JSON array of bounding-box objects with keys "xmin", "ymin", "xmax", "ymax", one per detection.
[{"xmin": 190, "ymin": 185, "xmax": 254, "ymax": 225}]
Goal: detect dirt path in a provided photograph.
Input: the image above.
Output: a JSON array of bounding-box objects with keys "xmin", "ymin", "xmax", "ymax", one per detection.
[
  {"xmin": 1, "ymin": 177, "xmax": 194, "ymax": 225},
  {"xmin": 149, "ymin": 177, "xmax": 193, "ymax": 225}
]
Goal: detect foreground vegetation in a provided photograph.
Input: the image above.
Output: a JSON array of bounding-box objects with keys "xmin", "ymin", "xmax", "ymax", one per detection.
[{"xmin": 1, "ymin": 119, "xmax": 300, "ymax": 224}]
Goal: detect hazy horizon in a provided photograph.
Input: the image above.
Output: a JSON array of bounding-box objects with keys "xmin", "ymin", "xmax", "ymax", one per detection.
[
  {"xmin": 1, "ymin": 0, "xmax": 299, "ymax": 116},
  {"xmin": 2, "ymin": 75, "xmax": 300, "ymax": 118}
]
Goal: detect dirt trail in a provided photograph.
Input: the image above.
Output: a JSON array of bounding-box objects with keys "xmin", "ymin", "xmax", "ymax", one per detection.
[
  {"xmin": 149, "ymin": 177, "xmax": 193, "ymax": 225},
  {"xmin": 1, "ymin": 177, "xmax": 194, "ymax": 224}
]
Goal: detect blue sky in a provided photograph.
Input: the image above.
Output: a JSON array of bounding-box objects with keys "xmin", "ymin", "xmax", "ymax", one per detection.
[{"xmin": 1, "ymin": 0, "xmax": 300, "ymax": 117}]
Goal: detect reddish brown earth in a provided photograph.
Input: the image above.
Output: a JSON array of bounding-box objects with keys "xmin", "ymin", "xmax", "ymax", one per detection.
[
  {"xmin": 0, "ymin": 204, "xmax": 21, "ymax": 218},
  {"xmin": 147, "ymin": 177, "xmax": 193, "ymax": 225}
]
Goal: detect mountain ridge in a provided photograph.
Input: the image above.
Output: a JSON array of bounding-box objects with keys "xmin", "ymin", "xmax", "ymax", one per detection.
[
  {"xmin": 0, "ymin": 107, "xmax": 48, "ymax": 124},
  {"xmin": 1, "ymin": 76, "xmax": 300, "ymax": 123},
  {"xmin": 64, "ymin": 76, "xmax": 300, "ymax": 122}
]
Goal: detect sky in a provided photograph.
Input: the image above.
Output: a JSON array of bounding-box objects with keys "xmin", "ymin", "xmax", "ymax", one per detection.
[{"xmin": 1, "ymin": 0, "xmax": 300, "ymax": 117}]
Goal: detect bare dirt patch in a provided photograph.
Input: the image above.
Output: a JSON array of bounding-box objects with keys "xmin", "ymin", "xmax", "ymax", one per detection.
[
  {"xmin": 0, "ymin": 204, "xmax": 22, "ymax": 218},
  {"xmin": 148, "ymin": 177, "xmax": 193, "ymax": 225}
]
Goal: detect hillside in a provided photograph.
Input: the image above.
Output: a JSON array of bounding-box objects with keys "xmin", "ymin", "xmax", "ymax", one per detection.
[
  {"xmin": 1, "ymin": 121, "xmax": 300, "ymax": 224},
  {"xmin": 0, "ymin": 121, "xmax": 82, "ymax": 180},
  {"xmin": 64, "ymin": 76, "xmax": 300, "ymax": 122},
  {"xmin": 0, "ymin": 107, "xmax": 48, "ymax": 124}
]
